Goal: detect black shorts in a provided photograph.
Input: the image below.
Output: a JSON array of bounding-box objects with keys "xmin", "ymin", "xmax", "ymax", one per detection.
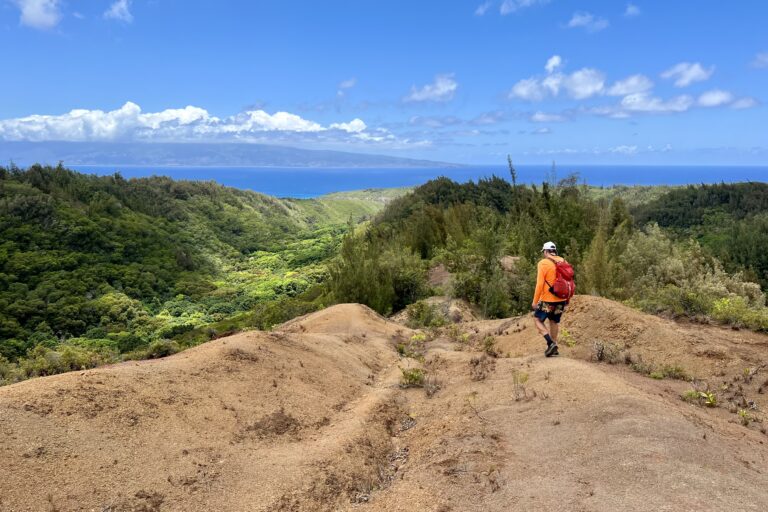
[{"xmin": 533, "ymin": 301, "xmax": 567, "ymax": 324}]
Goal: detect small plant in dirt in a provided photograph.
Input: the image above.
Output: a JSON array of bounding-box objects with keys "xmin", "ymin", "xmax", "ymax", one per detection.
[
  {"xmin": 512, "ymin": 370, "xmax": 529, "ymax": 401},
  {"xmin": 560, "ymin": 328, "xmax": 576, "ymax": 348},
  {"xmin": 681, "ymin": 389, "xmax": 718, "ymax": 407},
  {"xmin": 405, "ymin": 301, "xmax": 447, "ymax": 329},
  {"xmin": 397, "ymin": 333, "xmax": 427, "ymax": 360},
  {"xmin": 399, "ymin": 367, "xmax": 425, "ymax": 388},
  {"xmin": 424, "ymin": 375, "xmax": 442, "ymax": 398},
  {"xmin": 738, "ymin": 409, "xmax": 752, "ymax": 426},
  {"xmin": 482, "ymin": 335, "xmax": 499, "ymax": 358},
  {"xmin": 592, "ymin": 340, "xmax": 620, "ymax": 363},
  {"xmin": 465, "ymin": 391, "xmax": 486, "ymax": 421},
  {"xmin": 469, "ymin": 355, "xmax": 495, "ymax": 381},
  {"xmin": 629, "ymin": 357, "xmax": 654, "ymax": 375},
  {"xmin": 700, "ymin": 391, "xmax": 718, "ymax": 407},
  {"xmin": 681, "ymin": 390, "xmax": 700, "ymax": 403},
  {"xmin": 660, "ymin": 364, "xmax": 688, "ymax": 380}
]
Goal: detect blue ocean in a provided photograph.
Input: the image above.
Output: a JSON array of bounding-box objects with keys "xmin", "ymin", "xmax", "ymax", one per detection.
[{"xmin": 71, "ymin": 165, "xmax": 768, "ymax": 198}]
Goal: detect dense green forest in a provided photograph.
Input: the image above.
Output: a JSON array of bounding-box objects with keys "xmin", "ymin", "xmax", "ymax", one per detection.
[
  {"xmin": 1, "ymin": 164, "xmax": 767, "ymax": 385},
  {"xmin": 0, "ymin": 164, "xmax": 398, "ymax": 382},
  {"xmin": 632, "ymin": 182, "xmax": 768, "ymax": 288},
  {"xmin": 328, "ymin": 174, "xmax": 768, "ymax": 330}
]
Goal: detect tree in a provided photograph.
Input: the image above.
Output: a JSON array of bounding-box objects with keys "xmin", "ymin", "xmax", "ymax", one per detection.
[{"xmin": 507, "ymin": 154, "xmax": 517, "ymax": 188}]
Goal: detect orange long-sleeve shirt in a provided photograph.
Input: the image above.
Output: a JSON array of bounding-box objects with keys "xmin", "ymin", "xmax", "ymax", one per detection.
[{"xmin": 533, "ymin": 255, "xmax": 567, "ymax": 304}]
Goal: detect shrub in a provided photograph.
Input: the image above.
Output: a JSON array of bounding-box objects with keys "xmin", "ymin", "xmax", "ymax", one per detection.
[
  {"xmin": 405, "ymin": 301, "xmax": 446, "ymax": 329},
  {"xmin": 592, "ymin": 340, "xmax": 620, "ymax": 363},
  {"xmin": 144, "ymin": 339, "xmax": 181, "ymax": 359},
  {"xmin": 399, "ymin": 367, "xmax": 425, "ymax": 388},
  {"xmin": 482, "ymin": 335, "xmax": 499, "ymax": 358},
  {"xmin": 681, "ymin": 390, "xmax": 700, "ymax": 402},
  {"xmin": 17, "ymin": 344, "xmax": 105, "ymax": 378}
]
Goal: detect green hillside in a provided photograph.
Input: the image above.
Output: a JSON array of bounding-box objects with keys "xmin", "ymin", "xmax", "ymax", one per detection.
[
  {"xmin": 0, "ymin": 164, "xmax": 399, "ymax": 382},
  {"xmin": 328, "ymin": 175, "xmax": 768, "ymax": 331}
]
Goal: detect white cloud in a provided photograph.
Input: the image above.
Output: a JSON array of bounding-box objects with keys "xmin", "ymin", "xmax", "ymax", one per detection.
[
  {"xmin": 661, "ymin": 62, "xmax": 714, "ymax": 87},
  {"xmin": 624, "ymin": 3, "xmax": 640, "ymax": 17},
  {"xmin": 531, "ymin": 127, "xmax": 551, "ymax": 135},
  {"xmin": 510, "ymin": 78, "xmax": 548, "ymax": 101},
  {"xmin": 0, "ymin": 102, "xmax": 388, "ymax": 145},
  {"xmin": 104, "ymin": 0, "xmax": 133, "ymax": 23},
  {"xmin": 329, "ymin": 119, "xmax": 367, "ymax": 133},
  {"xmin": 336, "ymin": 78, "xmax": 356, "ymax": 97},
  {"xmin": 545, "ymin": 55, "xmax": 562, "ymax": 73},
  {"xmin": 509, "ymin": 58, "xmax": 606, "ymax": 101},
  {"xmin": 731, "ymin": 97, "xmax": 759, "ymax": 109},
  {"xmin": 698, "ymin": 89, "xmax": 734, "ymax": 107},
  {"xmin": 531, "ymin": 111, "xmax": 566, "ymax": 122},
  {"xmin": 500, "ymin": 0, "xmax": 549, "ymax": 15},
  {"xmin": 567, "ymin": 12, "xmax": 609, "ymax": 32},
  {"xmin": 475, "ymin": 2, "xmax": 492, "ymax": 16},
  {"xmin": 564, "ymin": 68, "xmax": 606, "ymax": 99},
  {"xmin": 409, "ymin": 115, "xmax": 462, "ymax": 128},
  {"xmin": 404, "ymin": 74, "xmax": 458, "ymax": 102},
  {"xmin": 620, "ymin": 92, "xmax": 694, "ymax": 113},
  {"xmin": 751, "ymin": 52, "xmax": 768, "ymax": 69},
  {"xmin": 608, "ymin": 144, "xmax": 638, "ymax": 155},
  {"xmin": 13, "ymin": 0, "xmax": 61, "ymax": 29},
  {"xmin": 606, "ymin": 74, "xmax": 653, "ymax": 96}
]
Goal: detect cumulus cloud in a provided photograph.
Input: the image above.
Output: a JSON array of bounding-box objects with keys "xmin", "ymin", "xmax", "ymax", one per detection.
[
  {"xmin": 509, "ymin": 61, "xmax": 605, "ymax": 101},
  {"xmin": 336, "ymin": 78, "xmax": 356, "ymax": 97},
  {"xmin": 661, "ymin": 62, "xmax": 714, "ymax": 87},
  {"xmin": 409, "ymin": 115, "xmax": 463, "ymax": 128},
  {"xmin": 567, "ymin": 12, "xmax": 609, "ymax": 32},
  {"xmin": 0, "ymin": 102, "xmax": 390, "ymax": 146},
  {"xmin": 608, "ymin": 144, "xmax": 638, "ymax": 155},
  {"xmin": 531, "ymin": 111, "xmax": 566, "ymax": 122},
  {"xmin": 698, "ymin": 89, "xmax": 734, "ymax": 107},
  {"xmin": 404, "ymin": 74, "xmax": 458, "ymax": 102},
  {"xmin": 752, "ymin": 52, "xmax": 768, "ymax": 69},
  {"xmin": 475, "ymin": 2, "xmax": 492, "ymax": 16},
  {"xmin": 500, "ymin": 0, "xmax": 550, "ymax": 15},
  {"xmin": 329, "ymin": 119, "xmax": 367, "ymax": 133},
  {"xmin": 13, "ymin": 0, "xmax": 61, "ymax": 29},
  {"xmin": 620, "ymin": 92, "xmax": 694, "ymax": 113},
  {"xmin": 606, "ymin": 74, "xmax": 653, "ymax": 96},
  {"xmin": 545, "ymin": 55, "xmax": 562, "ymax": 73},
  {"xmin": 731, "ymin": 97, "xmax": 759, "ymax": 109},
  {"xmin": 104, "ymin": 0, "xmax": 133, "ymax": 23},
  {"xmin": 624, "ymin": 3, "xmax": 640, "ymax": 17}
]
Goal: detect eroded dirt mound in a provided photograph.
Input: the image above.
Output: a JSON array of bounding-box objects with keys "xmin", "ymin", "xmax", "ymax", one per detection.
[
  {"xmin": 1, "ymin": 298, "xmax": 768, "ymax": 511},
  {"xmin": 0, "ymin": 307, "xmax": 412, "ymax": 512}
]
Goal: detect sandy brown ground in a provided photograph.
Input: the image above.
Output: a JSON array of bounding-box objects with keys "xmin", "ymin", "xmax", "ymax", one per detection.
[{"xmin": 1, "ymin": 297, "xmax": 767, "ymax": 511}]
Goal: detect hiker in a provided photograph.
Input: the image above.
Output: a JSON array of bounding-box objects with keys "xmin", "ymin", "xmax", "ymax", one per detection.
[{"xmin": 532, "ymin": 241, "xmax": 575, "ymax": 357}]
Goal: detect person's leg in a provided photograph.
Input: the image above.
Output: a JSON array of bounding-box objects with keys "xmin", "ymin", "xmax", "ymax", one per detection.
[
  {"xmin": 534, "ymin": 316, "xmax": 549, "ymax": 336},
  {"xmin": 549, "ymin": 321, "xmax": 559, "ymax": 342},
  {"xmin": 534, "ymin": 310, "xmax": 556, "ymax": 352}
]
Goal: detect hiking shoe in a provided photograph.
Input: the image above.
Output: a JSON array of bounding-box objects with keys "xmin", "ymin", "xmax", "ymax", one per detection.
[{"xmin": 545, "ymin": 343, "xmax": 559, "ymax": 357}]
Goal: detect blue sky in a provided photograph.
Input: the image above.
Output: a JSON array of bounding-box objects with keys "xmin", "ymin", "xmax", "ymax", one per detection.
[{"xmin": 1, "ymin": 0, "xmax": 767, "ymax": 165}]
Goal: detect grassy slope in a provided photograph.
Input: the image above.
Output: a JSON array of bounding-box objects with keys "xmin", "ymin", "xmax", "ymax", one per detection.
[{"xmin": 0, "ymin": 166, "xmax": 401, "ymax": 383}]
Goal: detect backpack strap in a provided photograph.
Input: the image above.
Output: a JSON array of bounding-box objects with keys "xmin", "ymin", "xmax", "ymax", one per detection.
[{"xmin": 542, "ymin": 255, "xmax": 559, "ymax": 290}]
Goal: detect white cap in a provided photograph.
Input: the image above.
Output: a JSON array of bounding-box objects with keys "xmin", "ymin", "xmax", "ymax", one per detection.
[{"xmin": 541, "ymin": 241, "xmax": 557, "ymax": 252}]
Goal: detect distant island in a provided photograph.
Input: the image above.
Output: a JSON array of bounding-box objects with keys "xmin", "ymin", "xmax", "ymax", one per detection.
[{"xmin": 0, "ymin": 141, "xmax": 463, "ymax": 168}]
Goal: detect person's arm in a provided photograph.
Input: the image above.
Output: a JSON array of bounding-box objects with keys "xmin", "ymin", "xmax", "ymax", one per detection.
[{"xmin": 532, "ymin": 260, "xmax": 545, "ymax": 308}]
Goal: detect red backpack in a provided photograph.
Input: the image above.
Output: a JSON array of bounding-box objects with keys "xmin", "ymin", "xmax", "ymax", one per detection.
[{"xmin": 545, "ymin": 257, "xmax": 576, "ymax": 300}]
